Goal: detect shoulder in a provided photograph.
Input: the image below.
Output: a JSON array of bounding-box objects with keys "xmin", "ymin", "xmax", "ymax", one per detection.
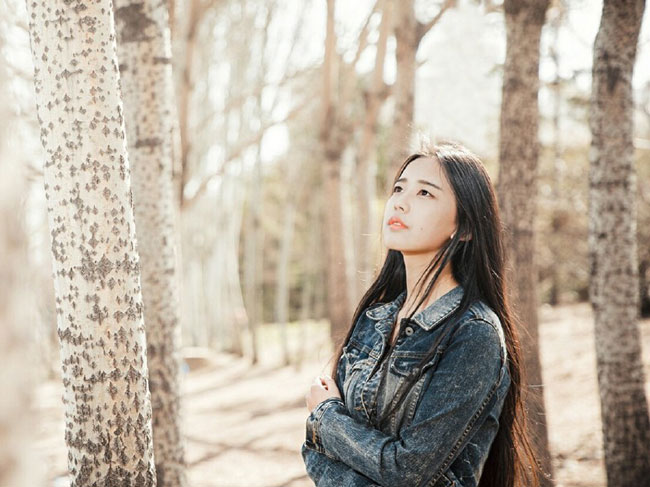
[{"xmin": 452, "ymin": 299, "xmax": 507, "ymax": 362}]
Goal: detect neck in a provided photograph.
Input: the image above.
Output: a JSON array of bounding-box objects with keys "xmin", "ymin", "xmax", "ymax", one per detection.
[{"xmin": 401, "ymin": 252, "xmax": 458, "ymax": 316}]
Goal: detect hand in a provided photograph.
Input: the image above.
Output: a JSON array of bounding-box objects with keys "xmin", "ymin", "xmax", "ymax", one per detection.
[{"xmin": 305, "ymin": 375, "xmax": 342, "ymax": 412}]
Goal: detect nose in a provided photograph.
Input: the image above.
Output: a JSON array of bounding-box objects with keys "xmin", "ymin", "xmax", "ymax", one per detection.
[{"xmin": 393, "ymin": 193, "xmax": 409, "ymax": 212}]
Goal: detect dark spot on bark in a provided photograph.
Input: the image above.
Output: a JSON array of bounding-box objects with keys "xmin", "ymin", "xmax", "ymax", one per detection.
[
  {"xmin": 115, "ymin": 4, "xmax": 155, "ymax": 43},
  {"xmin": 135, "ymin": 137, "xmax": 163, "ymax": 149},
  {"xmin": 605, "ymin": 64, "xmax": 621, "ymax": 93}
]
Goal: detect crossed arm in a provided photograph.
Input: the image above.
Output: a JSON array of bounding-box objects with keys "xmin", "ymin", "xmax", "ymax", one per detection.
[
  {"xmin": 302, "ymin": 441, "xmax": 380, "ymax": 486},
  {"xmin": 302, "ymin": 319, "xmax": 507, "ymax": 487}
]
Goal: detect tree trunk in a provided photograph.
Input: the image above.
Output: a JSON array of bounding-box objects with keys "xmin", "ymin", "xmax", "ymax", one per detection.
[
  {"xmin": 386, "ymin": 0, "xmax": 418, "ymax": 187},
  {"xmin": 25, "ymin": 1, "xmax": 156, "ymax": 484},
  {"xmin": 0, "ymin": 58, "xmax": 43, "ymax": 487},
  {"xmin": 355, "ymin": 0, "xmax": 392, "ymax": 301},
  {"xmin": 113, "ymin": 2, "xmax": 186, "ymax": 485},
  {"xmin": 322, "ymin": 0, "xmax": 352, "ymax": 347},
  {"xmin": 497, "ymin": 1, "xmax": 554, "ymax": 485},
  {"xmin": 589, "ymin": 1, "xmax": 650, "ymax": 485},
  {"xmin": 385, "ymin": 0, "xmax": 454, "ymax": 192},
  {"xmin": 547, "ymin": 3, "xmax": 566, "ymax": 306},
  {"xmin": 176, "ymin": 0, "xmax": 201, "ymax": 207},
  {"xmin": 296, "ymin": 192, "xmax": 320, "ymax": 370},
  {"xmin": 243, "ymin": 146, "xmax": 263, "ymax": 363},
  {"xmin": 275, "ymin": 154, "xmax": 302, "ymax": 366}
]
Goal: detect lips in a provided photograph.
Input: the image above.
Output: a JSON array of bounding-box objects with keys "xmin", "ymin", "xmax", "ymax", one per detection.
[{"xmin": 388, "ymin": 216, "xmax": 408, "ymax": 229}]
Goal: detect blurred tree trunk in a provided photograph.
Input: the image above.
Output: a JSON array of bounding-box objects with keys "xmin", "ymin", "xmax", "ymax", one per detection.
[
  {"xmin": 274, "ymin": 153, "xmax": 301, "ymax": 366},
  {"xmin": 176, "ymin": 0, "xmax": 201, "ymax": 206},
  {"xmin": 638, "ymin": 89, "xmax": 650, "ymax": 317},
  {"xmin": 0, "ymin": 170, "xmax": 40, "ymax": 487},
  {"xmin": 211, "ymin": 167, "xmax": 245, "ymax": 355},
  {"xmin": 0, "ymin": 47, "xmax": 43, "ymax": 487},
  {"xmin": 222, "ymin": 170, "xmax": 248, "ymax": 353},
  {"xmin": 547, "ymin": 2, "xmax": 566, "ymax": 306},
  {"xmin": 322, "ymin": 0, "xmax": 353, "ymax": 347},
  {"xmin": 355, "ymin": 0, "xmax": 392, "ymax": 301},
  {"xmin": 496, "ymin": 1, "xmax": 554, "ymax": 485},
  {"xmin": 243, "ymin": 148, "xmax": 263, "ymax": 362},
  {"xmin": 243, "ymin": 3, "xmax": 275, "ymax": 364},
  {"xmin": 589, "ymin": 1, "xmax": 650, "ymax": 485},
  {"xmin": 296, "ymin": 191, "xmax": 321, "ymax": 370},
  {"xmin": 217, "ymin": 83, "xmax": 246, "ymax": 356},
  {"xmin": 385, "ymin": 0, "xmax": 454, "ymax": 191},
  {"xmin": 113, "ymin": 1, "xmax": 186, "ymax": 485},
  {"xmin": 167, "ymin": 0, "xmax": 177, "ymax": 45},
  {"xmin": 25, "ymin": 1, "xmax": 156, "ymax": 485}
]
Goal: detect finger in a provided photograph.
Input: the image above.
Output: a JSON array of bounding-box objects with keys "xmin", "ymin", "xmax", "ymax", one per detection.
[{"xmin": 322, "ymin": 376, "xmax": 336, "ymax": 387}]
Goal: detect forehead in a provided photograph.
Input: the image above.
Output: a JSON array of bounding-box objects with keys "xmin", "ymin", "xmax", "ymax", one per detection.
[{"xmin": 400, "ymin": 156, "xmax": 448, "ymax": 187}]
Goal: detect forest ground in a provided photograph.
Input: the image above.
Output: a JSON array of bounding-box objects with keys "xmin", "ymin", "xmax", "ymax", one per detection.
[{"xmin": 34, "ymin": 303, "xmax": 650, "ymax": 487}]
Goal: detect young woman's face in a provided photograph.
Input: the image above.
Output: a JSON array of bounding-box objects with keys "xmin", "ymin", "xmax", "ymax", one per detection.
[{"xmin": 382, "ymin": 156, "xmax": 458, "ymax": 257}]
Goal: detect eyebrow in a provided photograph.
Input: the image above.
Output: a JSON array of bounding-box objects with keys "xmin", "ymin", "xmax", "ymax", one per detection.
[{"xmin": 395, "ymin": 177, "xmax": 443, "ymax": 192}]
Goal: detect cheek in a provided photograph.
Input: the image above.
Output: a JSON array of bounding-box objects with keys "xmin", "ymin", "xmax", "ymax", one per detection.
[{"xmin": 414, "ymin": 215, "xmax": 454, "ymax": 245}]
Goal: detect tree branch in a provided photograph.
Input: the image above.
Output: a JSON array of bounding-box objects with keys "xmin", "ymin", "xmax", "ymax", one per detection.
[
  {"xmin": 181, "ymin": 101, "xmax": 308, "ymax": 210},
  {"xmin": 416, "ymin": 0, "xmax": 456, "ymax": 44}
]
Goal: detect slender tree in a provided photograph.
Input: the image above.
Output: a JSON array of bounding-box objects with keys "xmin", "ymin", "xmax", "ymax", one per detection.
[
  {"xmin": 0, "ymin": 36, "xmax": 43, "ymax": 486},
  {"xmin": 589, "ymin": 1, "xmax": 650, "ymax": 485},
  {"xmin": 355, "ymin": 0, "xmax": 392, "ymax": 300},
  {"xmin": 321, "ymin": 0, "xmax": 354, "ymax": 345},
  {"xmin": 244, "ymin": 2, "xmax": 274, "ymax": 363},
  {"xmin": 25, "ymin": 1, "xmax": 156, "ymax": 484},
  {"xmin": 385, "ymin": 0, "xmax": 455, "ymax": 191},
  {"xmin": 496, "ymin": 0, "xmax": 554, "ymax": 485},
  {"xmin": 113, "ymin": 1, "xmax": 186, "ymax": 485},
  {"xmin": 0, "ymin": 168, "xmax": 39, "ymax": 487}
]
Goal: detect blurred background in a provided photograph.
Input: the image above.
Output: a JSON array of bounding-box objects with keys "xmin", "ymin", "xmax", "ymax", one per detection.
[{"xmin": 1, "ymin": 0, "xmax": 650, "ymax": 486}]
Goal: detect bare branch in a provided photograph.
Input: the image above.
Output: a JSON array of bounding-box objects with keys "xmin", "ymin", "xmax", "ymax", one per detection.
[
  {"xmin": 482, "ymin": 0, "xmax": 503, "ymax": 14},
  {"xmin": 416, "ymin": 0, "xmax": 456, "ymax": 44},
  {"xmin": 182, "ymin": 101, "xmax": 308, "ymax": 210},
  {"xmin": 350, "ymin": 0, "xmax": 380, "ymax": 67}
]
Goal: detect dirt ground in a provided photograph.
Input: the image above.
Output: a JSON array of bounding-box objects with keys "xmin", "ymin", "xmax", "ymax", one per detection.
[{"xmin": 33, "ymin": 304, "xmax": 650, "ymax": 487}]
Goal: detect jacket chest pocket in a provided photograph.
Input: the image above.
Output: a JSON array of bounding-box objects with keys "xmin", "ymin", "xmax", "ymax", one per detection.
[
  {"xmin": 387, "ymin": 348, "xmax": 449, "ymax": 428},
  {"xmin": 389, "ymin": 352, "xmax": 428, "ymax": 377}
]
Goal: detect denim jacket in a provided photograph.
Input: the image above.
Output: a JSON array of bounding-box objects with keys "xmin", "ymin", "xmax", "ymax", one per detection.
[{"xmin": 302, "ymin": 285, "xmax": 511, "ymax": 487}]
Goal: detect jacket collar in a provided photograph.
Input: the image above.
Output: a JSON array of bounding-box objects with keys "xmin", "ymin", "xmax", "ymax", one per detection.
[{"xmin": 365, "ymin": 285, "xmax": 465, "ymax": 331}]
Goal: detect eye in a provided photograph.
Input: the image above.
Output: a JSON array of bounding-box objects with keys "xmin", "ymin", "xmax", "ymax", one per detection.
[
  {"xmin": 392, "ymin": 184, "xmax": 403, "ymax": 193},
  {"xmin": 418, "ymin": 189, "xmax": 434, "ymax": 198}
]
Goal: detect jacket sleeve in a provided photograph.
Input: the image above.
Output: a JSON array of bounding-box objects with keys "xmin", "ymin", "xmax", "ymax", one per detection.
[
  {"xmin": 304, "ymin": 318, "xmax": 508, "ymax": 487},
  {"xmin": 302, "ymin": 441, "xmax": 380, "ymax": 486}
]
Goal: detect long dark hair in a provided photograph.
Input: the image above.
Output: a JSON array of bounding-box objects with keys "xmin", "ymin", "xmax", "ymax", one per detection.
[{"xmin": 330, "ymin": 141, "xmax": 540, "ymax": 487}]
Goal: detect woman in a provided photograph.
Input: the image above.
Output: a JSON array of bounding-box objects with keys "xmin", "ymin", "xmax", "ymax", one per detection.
[{"xmin": 302, "ymin": 142, "xmax": 540, "ymax": 487}]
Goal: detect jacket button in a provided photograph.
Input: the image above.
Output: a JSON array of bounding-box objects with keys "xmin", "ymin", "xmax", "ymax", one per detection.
[{"xmin": 404, "ymin": 326, "xmax": 414, "ymax": 336}]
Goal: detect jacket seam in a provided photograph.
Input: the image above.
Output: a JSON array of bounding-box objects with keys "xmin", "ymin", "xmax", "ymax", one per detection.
[{"xmin": 425, "ymin": 376, "xmax": 502, "ymax": 487}]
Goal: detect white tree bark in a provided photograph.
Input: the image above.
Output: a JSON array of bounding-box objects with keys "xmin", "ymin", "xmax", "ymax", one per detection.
[
  {"xmin": 25, "ymin": 1, "xmax": 156, "ymax": 484},
  {"xmin": 113, "ymin": 1, "xmax": 186, "ymax": 485}
]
